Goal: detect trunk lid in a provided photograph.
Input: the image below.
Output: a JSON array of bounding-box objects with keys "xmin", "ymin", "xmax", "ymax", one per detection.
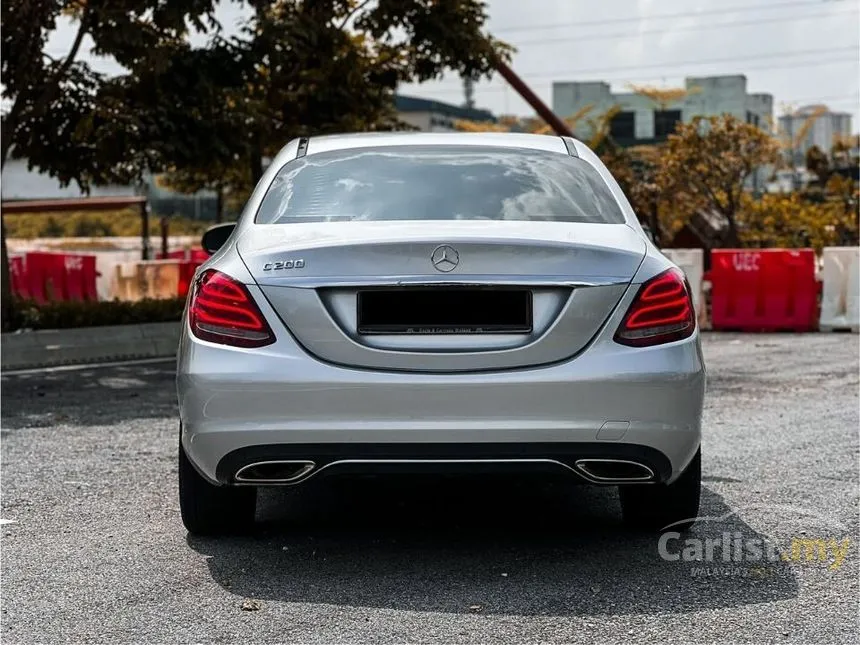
[{"xmin": 237, "ymin": 220, "xmax": 645, "ymax": 372}]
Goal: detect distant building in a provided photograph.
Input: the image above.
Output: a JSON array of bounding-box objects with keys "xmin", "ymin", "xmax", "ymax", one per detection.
[
  {"xmin": 395, "ymin": 94, "xmax": 496, "ymax": 132},
  {"xmin": 778, "ymin": 105, "xmax": 853, "ymax": 165},
  {"xmin": 552, "ymin": 75, "xmax": 773, "ymax": 147}
]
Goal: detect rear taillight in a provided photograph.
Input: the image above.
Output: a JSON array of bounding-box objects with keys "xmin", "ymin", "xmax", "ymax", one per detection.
[
  {"xmin": 189, "ymin": 270, "xmax": 275, "ymax": 348},
  {"xmin": 614, "ymin": 268, "xmax": 695, "ymax": 347}
]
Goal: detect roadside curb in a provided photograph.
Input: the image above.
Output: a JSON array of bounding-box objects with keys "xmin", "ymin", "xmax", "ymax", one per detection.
[{"xmin": 1, "ymin": 322, "xmax": 180, "ymax": 371}]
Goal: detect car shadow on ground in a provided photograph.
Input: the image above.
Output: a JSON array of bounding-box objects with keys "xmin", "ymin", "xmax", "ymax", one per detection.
[{"xmin": 188, "ymin": 475, "xmax": 799, "ymax": 616}]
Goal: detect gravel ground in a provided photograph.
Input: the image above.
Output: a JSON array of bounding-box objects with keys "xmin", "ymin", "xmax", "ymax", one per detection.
[{"xmin": 2, "ymin": 333, "xmax": 858, "ymax": 644}]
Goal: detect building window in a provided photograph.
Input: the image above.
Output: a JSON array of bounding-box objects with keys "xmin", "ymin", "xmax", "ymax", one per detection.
[
  {"xmin": 654, "ymin": 110, "xmax": 682, "ymax": 137},
  {"xmin": 746, "ymin": 111, "xmax": 760, "ymax": 127},
  {"xmin": 609, "ymin": 111, "xmax": 636, "ymax": 140}
]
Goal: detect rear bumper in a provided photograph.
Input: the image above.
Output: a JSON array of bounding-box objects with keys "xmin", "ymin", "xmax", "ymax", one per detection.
[
  {"xmin": 213, "ymin": 442, "xmax": 674, "ymax": 486},
  {"xmin": 177, "ymin": 316, "xmax": 706, "ymax": 485}
]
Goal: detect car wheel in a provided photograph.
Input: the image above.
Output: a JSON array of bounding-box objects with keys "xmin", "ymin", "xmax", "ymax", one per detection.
[
  {"xmin": 619, "ymin": 448, "xmax": 701, "ymax": 532},
  {"xmin": 178, "ymin": 439, "xmax": 256, "ymax": 535}
]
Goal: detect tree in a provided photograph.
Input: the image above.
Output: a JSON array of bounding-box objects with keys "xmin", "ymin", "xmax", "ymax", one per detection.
[
  {"xmin": 601, "ymin": 143, "xmax": 669, "ymax": 244},
  {"xmin": 657, "ymin": 115, "xmax": 781, "ymax": 246},
  {"xmin": 150, "ymin": 0, "xmax": 512, "ymax": 215},
  {"xmin": 805, "ymin": 145, "xmax": 831, "ymax": 185},
  {"xmin": 1, "ymin": 0, "xmax": 221, "ymax": 329},
  {"xmin": 1, "ymin": 0, "xmax": 222, "ymax": 176}
]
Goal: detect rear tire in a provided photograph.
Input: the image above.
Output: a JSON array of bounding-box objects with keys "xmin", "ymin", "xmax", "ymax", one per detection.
[
  {"xmin": 619, "ymin": 449, "xmax": 701, "ymax": 532},
  {"xmin": 179, "ymin": 439, "xmax": 256, "ymax": 535}
]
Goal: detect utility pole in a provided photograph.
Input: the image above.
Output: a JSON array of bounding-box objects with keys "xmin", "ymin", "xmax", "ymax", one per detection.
[{"xmin": 492, "ymin": 60, "xmax": 573, "ymax": 138}]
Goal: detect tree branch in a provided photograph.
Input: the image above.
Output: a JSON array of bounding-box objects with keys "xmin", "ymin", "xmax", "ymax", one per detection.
[
  {"xmin": 55, "ymin": 10, "xmax": 90, "ymax": 81},
  {"xmin": 3, "ymin": 8, "xmax": 92, "ymax": 168},
  {"xmin": 337, "ymin": 0, "xmax": 372, "ymax": 29}
]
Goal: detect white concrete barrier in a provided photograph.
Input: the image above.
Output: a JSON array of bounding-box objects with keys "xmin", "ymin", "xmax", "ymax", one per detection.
[
  {"xmin": 661, "ymin": 248, "xmax": 707, "ymax": 328},
  {"xmin": 111, "ymin": 260, "xmax": 182, "ymax": 301},
  {"xmin": 819, "ymin": 246, "xmax": 860, "ymax": 332}
]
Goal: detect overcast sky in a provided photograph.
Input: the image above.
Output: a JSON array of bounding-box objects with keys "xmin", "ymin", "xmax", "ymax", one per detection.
[{"xmin": 46, "ymin": 0, "xmax": 860, "ymax": 131}]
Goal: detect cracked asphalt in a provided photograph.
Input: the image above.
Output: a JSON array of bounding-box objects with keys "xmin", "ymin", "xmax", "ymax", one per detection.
[{"xmin": 1, "ymin": 333, "xmax": 858, "ymax": 644}]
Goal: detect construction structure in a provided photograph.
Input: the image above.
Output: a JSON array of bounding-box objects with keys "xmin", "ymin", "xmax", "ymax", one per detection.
[{"xmin": 778, "ymin": 105, "xmax": 853, "ymax": 166}]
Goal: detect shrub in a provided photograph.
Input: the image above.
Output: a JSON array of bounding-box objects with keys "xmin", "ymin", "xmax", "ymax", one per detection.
[
  {"xmin": 737, "ymin": 192, "xmax": 859, "ymax": 252},
  {"xmin": 7, "ymin": 298, "xmax": 186, "ymax": 331}
]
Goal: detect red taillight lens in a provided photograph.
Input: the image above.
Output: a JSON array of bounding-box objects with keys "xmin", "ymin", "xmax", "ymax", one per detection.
[
  {"xmin": 189, "ymin": 270, "xmax": 275, "ymax": 348},
  {"xmin": 614, "ymin": 268, "xmax": 695, "ymax": 347}
]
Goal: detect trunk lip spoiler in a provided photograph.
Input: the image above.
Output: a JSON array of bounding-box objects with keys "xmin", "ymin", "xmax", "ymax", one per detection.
[{"xmin": 250, "ymin": 275, "xmax": 634, "ymax": 289}]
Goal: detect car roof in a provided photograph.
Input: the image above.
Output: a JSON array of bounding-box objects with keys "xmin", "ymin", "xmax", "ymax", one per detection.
[{"xmin": 303, "ymin": 131, "xmax": 572, "ymax": 156}]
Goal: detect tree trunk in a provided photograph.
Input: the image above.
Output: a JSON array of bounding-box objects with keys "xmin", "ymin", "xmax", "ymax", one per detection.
[
  {"xmin": 725, "ymin": 213, "xmax": 740, "ymax": 248},
  {"xmin": 0, "ymin": 216, "xmax": 10, "ymax": 332},
  {"xmin": 215, "ymin": 187, "xmax": 224, "ymax": 223},
  {"xmin": 250, "ymin": 132, "xmax": 264, "ymax": 186},
  {"xmin": 1, "ymin": 111, "xmax": 15, "ymax": 332},
  {"xmin": 649, "ymin": 203, "xmax": 661, "ymax": 247}
]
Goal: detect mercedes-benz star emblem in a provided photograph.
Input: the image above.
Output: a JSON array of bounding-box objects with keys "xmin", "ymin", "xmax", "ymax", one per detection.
[{"xmin": 431, "ymin": 245, "xmax": 460, "ymax": 272}]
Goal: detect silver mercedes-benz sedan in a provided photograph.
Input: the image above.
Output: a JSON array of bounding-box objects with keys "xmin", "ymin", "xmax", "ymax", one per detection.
[{"xmin": 177, "ymin": 132, "xmax": 705, "ymax": 536}]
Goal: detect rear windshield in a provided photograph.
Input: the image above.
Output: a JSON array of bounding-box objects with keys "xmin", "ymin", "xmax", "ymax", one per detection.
[{"xmin": 255, "ymin": 145, "xmax": 625, "ymax": 225}]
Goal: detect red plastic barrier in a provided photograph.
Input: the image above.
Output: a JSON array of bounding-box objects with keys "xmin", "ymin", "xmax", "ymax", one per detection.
[
  {"xmin": 9, "ymin": 256, "xmax": 29, "ymax": 299},
  {"xmin": 61, "ymin": 254, "xmax": 98, "ymax": 301},
  {"xmin": 178, "ymin": 261, "xmax": 195, "ymax": 299},
  {"xmin": 709, "ymin": 249, "xmax": 818, "ymax": 332},
  {"xmin": 157, "ymin": 249, "xmax": 209, "ymax": 264},
  {"xmin": 19, "ymin": 252, "xmax": 98, "ymax": 303},
  {"xmin": 24, "ymin": 252, "xmax": 62, "ymax": 303}
]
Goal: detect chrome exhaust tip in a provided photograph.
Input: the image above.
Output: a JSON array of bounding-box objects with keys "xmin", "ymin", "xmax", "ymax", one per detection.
[
  {"xmin": 574, "ymin": 459, "xmax": 654, "ymax": 483},
  {"xmin": 234, "ymin": 460, "xmax": 316, "ymax": 484}
]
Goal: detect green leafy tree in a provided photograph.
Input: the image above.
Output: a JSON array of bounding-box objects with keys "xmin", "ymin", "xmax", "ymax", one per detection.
[
  {"xmin": 0, "ymin": 0, "xmax": 220, "ymax": 328},
  {"xmin": 156, "ymin": 0, "xmax": 511, "ymax": 204}
]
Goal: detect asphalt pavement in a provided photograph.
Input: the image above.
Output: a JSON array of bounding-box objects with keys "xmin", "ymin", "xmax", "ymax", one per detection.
[{"xmin": 2, "ymin": 333, "xmax": 858, "ymax": 644}]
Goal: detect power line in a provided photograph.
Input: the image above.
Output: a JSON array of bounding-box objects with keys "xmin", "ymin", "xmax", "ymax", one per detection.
[
  {"xmin": 512, "ymin": 7, "xmax": 859, "ymax": 47},
  {"xmin": 785, "ymin": 94, "xmax": 860, "ymax": 104},
  {"xmin": 518, "ymin": 47, "xmax": 859, "ymax": 80},
  {"xmin": 409, "ymin": 57, "xmax": 860, "ymax": 95},
  {"xmin": 491, "ymin": 0, "xmax": 853, "ymax": 33}
]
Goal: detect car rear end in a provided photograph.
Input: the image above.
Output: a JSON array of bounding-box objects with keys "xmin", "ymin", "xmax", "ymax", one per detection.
[{"xmin": 176, "ymin": 133, "xmax": 705, "ymax": 535}]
